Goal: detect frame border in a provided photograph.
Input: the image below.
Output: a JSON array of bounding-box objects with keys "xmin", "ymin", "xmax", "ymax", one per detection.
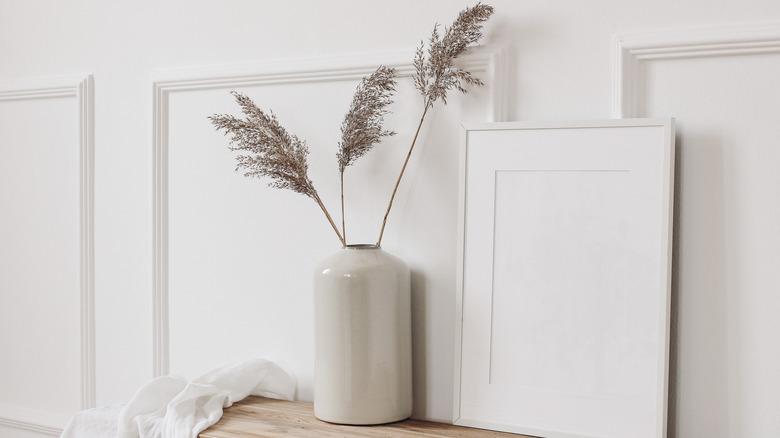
[{"xmin": 453, "ymin": 118, "xmax": 675, "ymax": 438}]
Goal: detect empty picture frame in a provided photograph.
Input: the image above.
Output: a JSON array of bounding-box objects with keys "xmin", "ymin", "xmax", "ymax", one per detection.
[{"xmin": 453, "ymin": 119, "xmax": 675, "ymax": 438}]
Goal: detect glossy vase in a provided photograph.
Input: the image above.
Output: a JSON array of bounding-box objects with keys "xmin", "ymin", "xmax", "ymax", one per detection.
[{"xmin": 313, "ymin": 244, "xmax": 412, "ymax": 424}]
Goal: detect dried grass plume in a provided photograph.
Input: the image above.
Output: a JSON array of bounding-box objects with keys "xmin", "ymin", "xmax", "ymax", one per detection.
[
  {"xmin": 413, "ymin": 2, "xmax": 493, "ymax": 104},
  {"xmin": 337, "ymin": 65, "xmax": 397, "ymax": 172},
  {"xmin": 208, "ymin": 3, "xmax": 494, "ymax": 248},
  {"xmin": 336, "ymin": 65, "xmax": 398, "ymax": 241},
  {"xmin": 210, "ymin": 92, "xmax": 316, "ymax": 197},
  {"xmin": 377, "ymin": 2, "xmax": 494, "ymax": 245},
  {"xmin": 209, "ymin": 92, "xmax": 345, "ymax": 245}
]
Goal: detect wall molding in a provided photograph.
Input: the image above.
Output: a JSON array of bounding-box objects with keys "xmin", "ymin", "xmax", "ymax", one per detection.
[
  {"xmin": 612, "ymin": 22, "xmax": 780, "ymax": 117},
  {"xmin": 151, "ymin": 47, "xmax": 510, "ymax": 377},
  {"xmin": 0, "ymin": 74, "xmax": 95, "ymax": 434},
  {"xmin": 0, "ymin": 404, "xmax": 71, "ymax": 436},
  {"xmin": 0, "ymin": 417, "xmax": 61, "ymax": 436}
]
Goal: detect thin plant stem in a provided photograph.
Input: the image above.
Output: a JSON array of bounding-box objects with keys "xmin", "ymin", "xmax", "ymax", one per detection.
[
  {"xmin": 313, "ymin": 191, "xmax": 345, "ymax": 247},
  {"xmin": 376, "ymin": 101, "xmax": 432, "ymax": 246},
  {"xmin": 340, "ymin": 170, "xmax": 346, "ymax": 245}
]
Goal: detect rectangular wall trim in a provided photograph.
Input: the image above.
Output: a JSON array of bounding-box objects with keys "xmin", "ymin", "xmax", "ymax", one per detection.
[
  {"xmin": 0, "ymin": 74, "xmax": 95, "ymax": 434},
  {"xmin": 612, "ymin": 22, "xmax": 780, "ymax": 117},
  {"xmin": 151, "ymin": 47, "xmax": 510, "ymax": 378}
]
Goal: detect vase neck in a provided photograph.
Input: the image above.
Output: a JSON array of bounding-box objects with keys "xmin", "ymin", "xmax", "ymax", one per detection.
[{"xmin": 344, "ymin": 244, "xmax": 381, "ymax": 250}]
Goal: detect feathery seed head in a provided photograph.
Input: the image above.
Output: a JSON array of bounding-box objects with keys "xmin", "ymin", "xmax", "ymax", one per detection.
[{"xmin": 337, "ymin": 65, "xmax": 398, "ymax": 172}]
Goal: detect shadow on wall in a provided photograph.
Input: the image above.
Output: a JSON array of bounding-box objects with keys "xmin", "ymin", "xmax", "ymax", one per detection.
[
  {"xmin": 410, "ymin": 268, "xmax": 428, "ymax": 419},
  {"xmin": 668, "ymin": 131, "xmax": 683, "ymax": 438},
  {"xmin": 668, "ymin": 128, "xmax": 729, "ymax": 437}
]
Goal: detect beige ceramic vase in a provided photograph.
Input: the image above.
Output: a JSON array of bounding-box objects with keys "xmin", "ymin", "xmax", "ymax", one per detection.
[{"xmin": 313, "ymin": 244, "xmax": 412, "ymax": 424}]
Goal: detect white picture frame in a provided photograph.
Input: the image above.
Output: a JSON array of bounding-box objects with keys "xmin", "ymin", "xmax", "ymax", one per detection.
[{"xmin": 453, "ymin": 119, "xmax": 675, "ymax": 438}]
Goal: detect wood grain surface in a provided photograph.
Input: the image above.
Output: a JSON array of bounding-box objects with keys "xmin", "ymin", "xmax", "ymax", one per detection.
[{"xmin": 200, "ymin": 397, "xmax": 530, "ymax": 437}]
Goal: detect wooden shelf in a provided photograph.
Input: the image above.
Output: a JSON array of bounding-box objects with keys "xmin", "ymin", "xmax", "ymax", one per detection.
[{"xmin": 200, "ymin": 397, "xmax": 528, "ymax": 437}]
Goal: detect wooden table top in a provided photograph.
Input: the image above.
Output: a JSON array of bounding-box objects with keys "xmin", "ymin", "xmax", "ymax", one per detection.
[{"xmin": 200, "ymin": 396, "xmax": 528, "ymax": 437}]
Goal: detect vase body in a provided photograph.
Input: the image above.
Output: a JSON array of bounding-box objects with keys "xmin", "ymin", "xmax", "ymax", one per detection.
[{"xmin": 313, "ymin": 245, "xmax": 412, "ymax": 424}]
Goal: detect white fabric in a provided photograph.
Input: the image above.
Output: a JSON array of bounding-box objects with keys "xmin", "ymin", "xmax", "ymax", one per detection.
[
  {"xmin": 60, "ymin": 406, "xmax": 121, "ymax": 438},
  {"xmin": 60, "ymin": 359, "xmax": 295, "ymax": 438}
]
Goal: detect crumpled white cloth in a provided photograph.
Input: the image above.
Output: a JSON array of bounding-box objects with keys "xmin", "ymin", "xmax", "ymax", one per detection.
[
  {"xmin": 61, "ymin": 359, "xmax": 296, "ymax": 438},
  {"xmin": 60, "ymin": 405, "xmax": 121, "ymax": 438}
]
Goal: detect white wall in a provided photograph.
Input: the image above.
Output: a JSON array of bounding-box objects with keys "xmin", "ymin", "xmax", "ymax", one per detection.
[{"xmin": 1, "ymin": 1, "xmax": 779, "ymax": 437}]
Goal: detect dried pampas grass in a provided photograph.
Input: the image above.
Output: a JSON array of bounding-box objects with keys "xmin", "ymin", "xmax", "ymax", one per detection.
[
  {"xmin": 210, "ymin": 92, "xmax": 345, "ymax": 246},
  {"xmin": 210, "ymin": 3, "xmax": 494, "ymax": 247},
  {"xmin": 376, "ymin": 2, "xmax": 493, "ymax": 245},
  {"xmin": 336, "ymin": 65, "xmax": 398, "ymax": 241}
]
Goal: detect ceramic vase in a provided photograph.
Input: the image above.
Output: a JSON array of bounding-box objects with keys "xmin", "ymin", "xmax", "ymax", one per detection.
[{"xmin": 313, "ymin": 244, "xmax": 412, "ymax": 424}]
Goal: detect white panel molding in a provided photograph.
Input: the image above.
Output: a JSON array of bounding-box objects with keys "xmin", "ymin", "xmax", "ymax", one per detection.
[
  {"xmin": 0, "ymin": 404, "xmax": 71, "ymax": 436},
  {"xmin": 0, "ymin": 418, "xmax": 61, "ymax": 436},
  {"xmin": 612, "ymin": 22, "xmax": 780, "ymax": 117},
  {"xmin": 0, "ymin": 74, "xmax": 95, "ymax": 434},
  {"xmin": 151, "ymin": 47, "xmax": 510, "ymax": 377}
]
